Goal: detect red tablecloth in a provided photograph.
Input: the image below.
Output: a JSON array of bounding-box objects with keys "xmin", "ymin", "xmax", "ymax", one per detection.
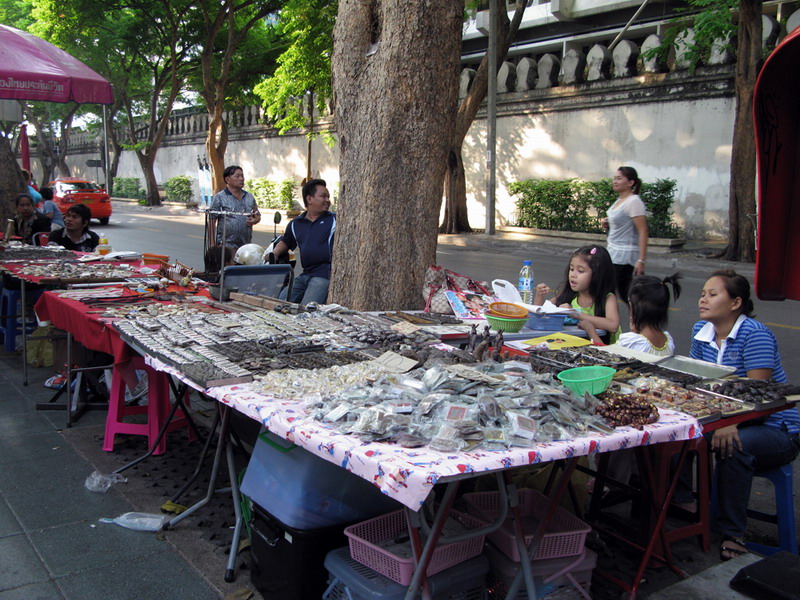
[{"xmin": 35, "ymin": 289, "xmax": 137, "ymax": 362}]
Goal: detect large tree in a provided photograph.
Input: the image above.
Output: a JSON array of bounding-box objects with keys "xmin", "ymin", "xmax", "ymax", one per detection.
[
  {"xmin": 195, "ymin": 0, "xmax": 283, "ymax": 192},
  {"xmin": 254, "ymin": 0, "xmax": 336, "ymax": 182},
  {"xmin": 439, "ymin": 0, "xmax": 526, "ymax": 234},
  {"xmin": 330, "ymin": 0, "xmax": 463, "ymax": 310},
  {"xmin": 654, "ymin": 0, "xmax": 762, "ymax": 261}
]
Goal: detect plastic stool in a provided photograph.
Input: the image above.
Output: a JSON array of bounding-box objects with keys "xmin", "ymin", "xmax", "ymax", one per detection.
[
  {"xmin": 103, "ymin": 357, "xmax": 194, "ymax": 455},
  {"xmin": 0, "ymin": 287, "xmax": 43, "ymax": 352},
  {"xmin": 746, "ymin": 463, "xmax": 798, "ymax": 555}
]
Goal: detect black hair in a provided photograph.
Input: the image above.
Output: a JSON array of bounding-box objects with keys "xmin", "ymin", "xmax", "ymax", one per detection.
[
  {"xmin": 617, "ymin": 165, "xmax": 641, "ymax": 194},
  {"xmin": 554, "ymin": 245, "xmax": 617, "ymax": 318},
  {"xmin": 66, "ymin": 203, "xmax": 92, "ymax": 230},
  {"xmin": 223, "ymin": 165, "xmax": 243, "ymax": 180},
  {"xmin": 629, "ymin": 273, "xmax": 682, "ymax": 332},
  {"xmin": 40, "ymin": 187, "xmax": 54, "ymax": 201},
  {"xmin": 204, "ymin": 245, "xmax": 236, "ymax": 273},
  {"xmin": 301, "ymin": 178, "xmax": 327, "ymax": 207},
  {"xmin": 709, "ymin": 269, "xmax": 755, "ymax": 317},
  {"xmin": 15, "ymin": 192, "xmax": 33, "ymax": 206}
]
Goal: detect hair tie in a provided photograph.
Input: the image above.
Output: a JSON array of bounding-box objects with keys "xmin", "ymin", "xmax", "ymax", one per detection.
[{"xmin": 589, "ymin": 247, "xmax": 597, "ymax": 255}]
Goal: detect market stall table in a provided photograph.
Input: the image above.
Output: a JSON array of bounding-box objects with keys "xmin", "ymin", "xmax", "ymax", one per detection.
[
  {"xmin": 34, "ymin": 284, "xmax": 209, "ymax": 439},
  {"xmin": 143, "ymin": 351, "xmax": 701, "ymax": 597}
]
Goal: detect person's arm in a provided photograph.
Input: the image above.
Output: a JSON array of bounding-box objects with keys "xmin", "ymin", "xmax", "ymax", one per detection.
[
  {"xmin": 632, "ymin": 214, "xmax": 648, "ymax": 275},
  {"xmin": 576, "ymin": 293, "xmax": 620, "ymax": 334},
  {"xmin": 272, "ymin": 239, "xmax": 289, "ymax": 258},
  {"xmin": 533, "ymin": 283, "xmax": 550, "ymax": 305}
]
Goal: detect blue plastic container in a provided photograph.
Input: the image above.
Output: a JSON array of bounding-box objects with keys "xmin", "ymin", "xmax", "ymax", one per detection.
[
  {"xmin": 241, "ymin": 431, "xmax": 400, "ymax": 530},
  {"xmin": 526, "ymin": 313, "xmax": 567, "ymax": 331}
]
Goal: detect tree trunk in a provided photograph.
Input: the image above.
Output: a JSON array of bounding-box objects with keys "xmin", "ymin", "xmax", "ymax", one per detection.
[
  {"xmin": 207, "ymin": 107, "xmax": 228, "ymax": 193},
  {"xmin": 723, "ymin": 0, "xmax": 762, "ymax": 262},
  {"xmin": 0, "ymin": 136, "xmax": 25, "ymax": 224},
  {"xmin": 330, "ymin": 0, "xmax": 463, "ymax": 310},
  {"xmin": 136, "ymin": 151, "xmax": 161, "ymax": 206},
  {"xmin": 439, "ymin": 0, "xmax": 526, "ymax": 234}
]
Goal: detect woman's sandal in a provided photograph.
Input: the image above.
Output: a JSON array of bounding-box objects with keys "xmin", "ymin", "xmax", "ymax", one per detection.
[{"xmin": 720, "ymin": 536, "xmax": 749, "ymax": 561}]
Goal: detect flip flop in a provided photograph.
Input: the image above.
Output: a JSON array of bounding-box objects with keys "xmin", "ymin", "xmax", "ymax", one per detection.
[{"xmin": 720, "ymin": 536, "xmax": 749, "ymax": 561}]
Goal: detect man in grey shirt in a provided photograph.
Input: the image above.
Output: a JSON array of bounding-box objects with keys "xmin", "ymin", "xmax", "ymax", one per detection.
[{"xmin": 207, "ymin": 165, "xmax": 261, "ymax": 249}]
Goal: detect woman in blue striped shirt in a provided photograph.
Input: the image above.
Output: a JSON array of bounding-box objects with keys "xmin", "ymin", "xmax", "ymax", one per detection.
[{"xmin": 690, "ymin": 270, "xmax": 800, "ymax": 560}]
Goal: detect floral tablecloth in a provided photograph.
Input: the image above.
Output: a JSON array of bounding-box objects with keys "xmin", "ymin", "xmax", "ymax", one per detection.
[{"xmin": 146, "ymin": 355, "xmax": 702, "ymax": 510}]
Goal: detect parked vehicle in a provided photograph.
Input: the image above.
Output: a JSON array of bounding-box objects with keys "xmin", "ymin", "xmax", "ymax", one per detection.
[{"xmin": 48, "ymin": 178, "xmax": 112, "ymax": 225}]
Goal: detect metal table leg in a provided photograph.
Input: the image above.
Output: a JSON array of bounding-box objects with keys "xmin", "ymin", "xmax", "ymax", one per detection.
[{"xmin": 164, "ymin": 403, "xmax": 244, "ymax": 582}]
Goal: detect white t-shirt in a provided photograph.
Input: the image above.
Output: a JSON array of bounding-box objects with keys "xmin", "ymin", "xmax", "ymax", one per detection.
[
  {"xmin": 618, "ymin": 331, "xmax": 675, "ymax": 357},
  {"xmin": 606, "ymin": 194, "xmax": 646, "ymax": 266}
]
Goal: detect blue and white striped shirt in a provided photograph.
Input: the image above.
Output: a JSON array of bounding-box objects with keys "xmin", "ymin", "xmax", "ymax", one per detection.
[{"xmin": 691, "ymin": 316, "xmax": 799, "ymax": 434}]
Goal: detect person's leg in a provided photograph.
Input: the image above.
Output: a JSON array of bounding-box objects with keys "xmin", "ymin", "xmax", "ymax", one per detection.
[
  {"xmin": 300, "ymin": 276, "xmax": 330, "ymax": 305},
  {"xmin": 714, "ymin": 425, "xmax": 799, "ymax": 546},
  {"xmin": 614, "ymin": 263, "xmax": 634, "ymax": 303},
  {"xmin": 289, "ymin": 273, "xmax": 310, "ymax": 303}
]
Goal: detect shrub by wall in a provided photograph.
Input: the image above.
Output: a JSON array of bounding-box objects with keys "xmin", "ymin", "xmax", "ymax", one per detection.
[
  {"xmin": 164, "ymin": 175, "xmax": 194, "ymax": 204},
  {"xmin": 113, "ymin": 177, "xmax": 145, "ymax": 200},
  {"xmin": 510, "ymin": 177, "xmax": 682, "ymax": 239},
  {"xmin": 250, "ymin": 178, "xmax": 298, "ymax": 210}
]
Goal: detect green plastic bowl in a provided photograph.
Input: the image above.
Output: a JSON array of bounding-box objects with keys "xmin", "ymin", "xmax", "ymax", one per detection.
[
  {"xmin": 557, "ymin": 365, "xmax": 616, "ymax": 395},
  {"xmin": 485, "ymin": 313, "xmax": 528, "ymax": 333}
]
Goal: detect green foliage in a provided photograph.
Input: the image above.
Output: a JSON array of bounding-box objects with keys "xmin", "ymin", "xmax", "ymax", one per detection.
[
  {"xmin": 642, "ymin": 0, "xmax": 738, "ymax": 71},
  {"xmin": 249, "ymin": 177, "xmax": 297, "ymax": 210},
  {"xmin": 279, "ymin": 179, "xmax": 298, "ymax": 210},
  {"xmin": 509, "ymin": 177, "xmax": 682, "ymax": 239},
  {"xmin": 164, "ymin": 175, "xmax": 194, "ymax": 204},
  {"xmin": 113, "ymin": 177, "xmax": 145, "ymax": 200},
  {"xmin": 254, "ymin": 0, "xmax": 336, "ymax": 134}
]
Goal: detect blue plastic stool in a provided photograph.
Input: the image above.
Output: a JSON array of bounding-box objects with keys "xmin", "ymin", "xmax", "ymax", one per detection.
[
  {"xmin": 746, "ymin": 463, "xmax": 798, "ymax": 555},
  {"xmin": 0, "ymin": 287, "xmax": 43, "ymax": 352}
]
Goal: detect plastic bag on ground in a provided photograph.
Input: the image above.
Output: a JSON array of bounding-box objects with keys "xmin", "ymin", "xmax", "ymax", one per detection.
[
  {"xmin": 84, "ymin": 470, "xmax": 127, "ymax": 493},
  {"xmin": 99, "ymin": 512, "xmax": 169, "ymax": 532}
]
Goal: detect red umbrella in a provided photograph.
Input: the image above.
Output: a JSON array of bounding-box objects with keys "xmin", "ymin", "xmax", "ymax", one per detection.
[{"xmin": 0, "ymin": 24, "xmax": 113, "ymax": 104}]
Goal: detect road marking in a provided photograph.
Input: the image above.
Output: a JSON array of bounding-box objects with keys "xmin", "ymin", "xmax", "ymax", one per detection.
[
  {"xmin": 765, "ymin": 322, "xmax": 800, "ymax": 331},
  {"xmin": 141, "ymin": 227, "xmax": 161, "ymax": 232},
  {"xmin": 187, "ymin": 234, "xmax": 203, "ymax": 239}
]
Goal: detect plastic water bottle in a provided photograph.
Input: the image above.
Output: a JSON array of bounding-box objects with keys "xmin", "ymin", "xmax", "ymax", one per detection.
[
  {"xmin": 518, "ymin": 260, "xmax": 534, "ymax": 304},
  {"xmin": 97, "ymin": 233, "xmax": 111, "ymax": 256}
]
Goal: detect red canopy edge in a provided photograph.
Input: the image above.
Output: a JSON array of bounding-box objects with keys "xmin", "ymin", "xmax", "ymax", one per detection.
[
  {"xmin": 0, "ymin": 25, "xmax": 113, "ymax": 105},
  {"xmin": 753, "ymin": 26, "xmax": 800, "ymax": 301}
]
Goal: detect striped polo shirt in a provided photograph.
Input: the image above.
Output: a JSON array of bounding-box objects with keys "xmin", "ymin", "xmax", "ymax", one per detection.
[{"xmin": 691, "ymin": 316, "xmax": 799, "ymax": 434}]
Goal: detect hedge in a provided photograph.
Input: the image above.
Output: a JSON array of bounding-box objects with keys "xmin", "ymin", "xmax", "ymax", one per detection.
[
  {"xmin": 249, "ymin": 178, "xmax": 298, "ymax": 211},
  {"xmin": 164, "ymin": 175, "xmax": 194, "ymax": 204},
  {"xmin": 113, "ymin": 177, "xmax": 145, "ymax": 200},
  {"xmin": 509, "ymin": 177, "xmax": 682, "ymax": 239}
]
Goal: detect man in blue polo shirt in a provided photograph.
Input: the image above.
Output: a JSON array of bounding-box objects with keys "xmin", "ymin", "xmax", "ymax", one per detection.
[{"xmin": 273, "ymin": 178, "xmax": 335, "ymax": 304}]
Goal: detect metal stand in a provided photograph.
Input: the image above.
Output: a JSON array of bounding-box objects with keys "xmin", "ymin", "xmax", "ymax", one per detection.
[
  {"xmin": 111, "ymin": 378, "xmax": 204, "ymax": 475},
  {"xmin": 34, "ymin": 331, "xmax": 109, "ymax": 427},
  {"xmin": 164, "ymin": 403, "xmax": 244, "ymax": 583}
]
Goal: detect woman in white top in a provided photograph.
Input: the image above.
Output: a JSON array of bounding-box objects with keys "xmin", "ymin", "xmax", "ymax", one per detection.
[
  {"xmin": 601, "ymin": 166, "xmax": 649, "ymax": 302},
  {"xmin": 618, "ymin": 273, "xmax": 682, "ymax": 356}
]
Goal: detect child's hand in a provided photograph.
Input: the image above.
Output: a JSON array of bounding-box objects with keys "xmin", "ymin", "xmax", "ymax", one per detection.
[
  {"xmin": 578, "ymin": 320, "xmax": 602, "ymax": 345},
  {"xmin": 533, "ymin": 283, "xmax": 550, "ymax": 305}
]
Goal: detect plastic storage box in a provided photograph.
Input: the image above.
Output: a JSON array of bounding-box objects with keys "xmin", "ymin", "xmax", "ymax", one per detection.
[
  {"xmin": 526, "ymin": 313, "xmax": 567, "ymax": 331},
  {"xmin": 463, "ymin": 489, "xmax": 590, "ymax": 562},
  {"xmin": 241, "ymin": 431, "xmax": 400, "ymax": 530},
  {"xmin": 486, "ymin": 543, "xmax": 596, "ymax": 600},
  {"xmin": 344, "ymin": 509, "xmax": 486, "ymax": 586},
  {"xmin": 323, "ymin": 547, "xmax": 489, "ymax": 600},
  {"xmin": 249, "ymin": 502, "xmax": 350, "ymax": 600}
]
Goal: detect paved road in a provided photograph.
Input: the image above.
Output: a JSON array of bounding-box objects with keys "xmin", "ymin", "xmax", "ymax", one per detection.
[{"xmin": 105, "ymin": 201, "xmax": 800, "ymax": 382}]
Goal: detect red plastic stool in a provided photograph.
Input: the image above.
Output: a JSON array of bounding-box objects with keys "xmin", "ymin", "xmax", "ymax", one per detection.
[
  {"xmin": 656, "ymin": 436, "xmax": 711, "ymax": 552},
  {"xmin": 103, "ymin": 357, "xmax": 193, "ymax": 455}
]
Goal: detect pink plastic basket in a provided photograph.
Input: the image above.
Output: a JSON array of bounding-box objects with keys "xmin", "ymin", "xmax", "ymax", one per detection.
[
  {"xmin": 463, "ymin": 489, "xmax": 590, "ymax": 562},
  {"xmin": 343, "ymin": 509, "xmax": 486, "ymax": 586}
]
